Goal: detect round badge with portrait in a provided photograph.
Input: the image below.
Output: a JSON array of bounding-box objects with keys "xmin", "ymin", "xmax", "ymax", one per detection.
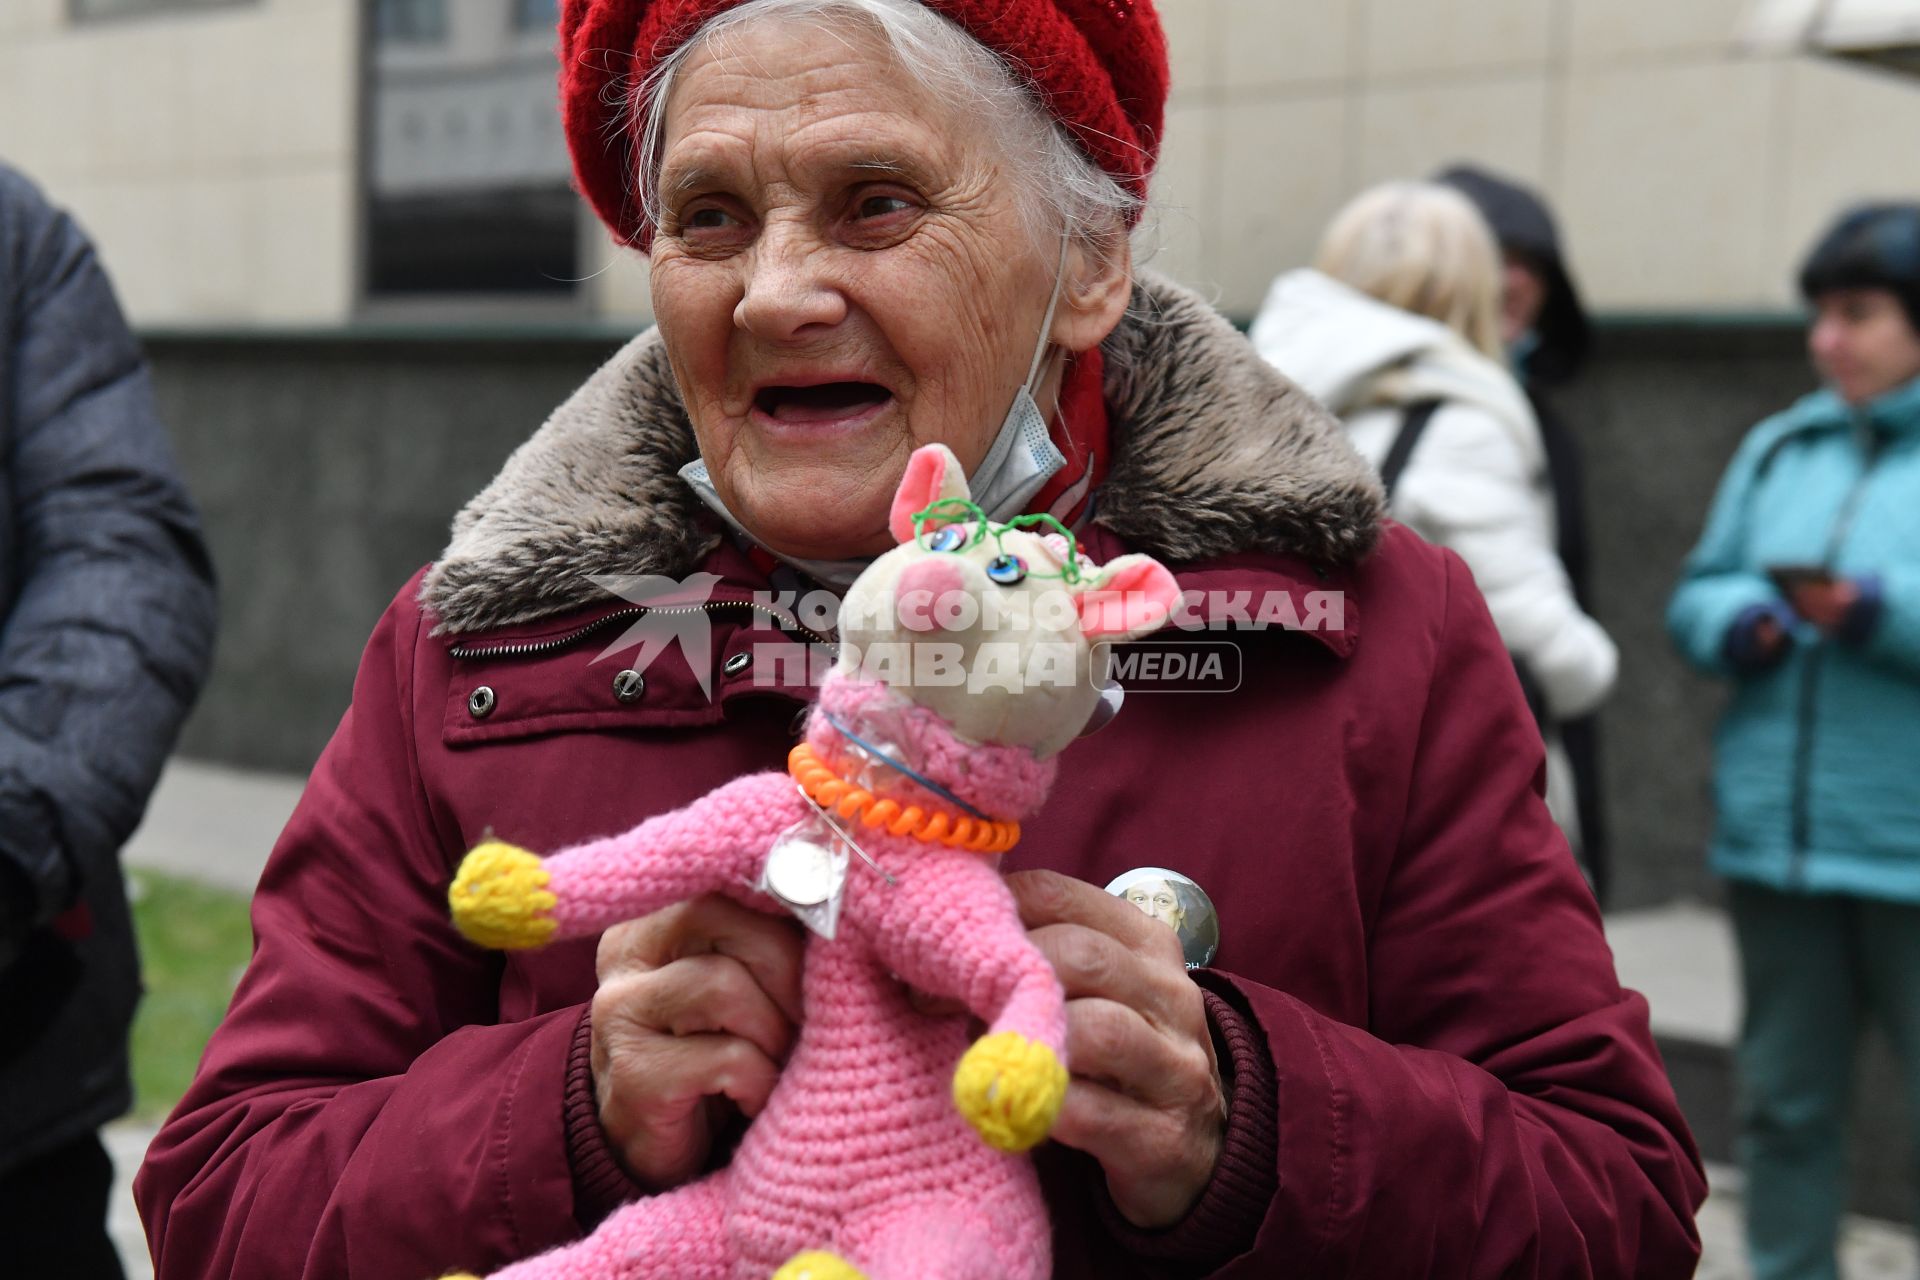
[{"xmin": 1103, "ymin": 867, "xmax": 1220, "ymax": 970}]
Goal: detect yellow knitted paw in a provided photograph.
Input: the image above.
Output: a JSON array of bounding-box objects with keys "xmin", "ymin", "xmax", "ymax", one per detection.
[
  {"xmin": 772, "ymin": 1251, "xmax": 867, "ymax": 1280},
  {"xmin": 952, "ymin": 1030, "xmax": 1068, "ymax": 1152},
  {"xmin": 448, "ymin": 840, "xmax": 557, "ymax": 949}
]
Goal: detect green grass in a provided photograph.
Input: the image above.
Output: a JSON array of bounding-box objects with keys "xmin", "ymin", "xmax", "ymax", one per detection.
[{"xmin": 127, "ymin": 869, "xmax": 254, "ymax": 1122}]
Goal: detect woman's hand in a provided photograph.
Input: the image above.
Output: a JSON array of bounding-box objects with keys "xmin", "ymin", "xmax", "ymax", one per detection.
[
  {"xmin": 1751, "ymin": 610, "xmax": 1790, "ymax": 659},
  {"xmin": 1785, "ymin": 578, "xmax": 1861, "ymax": 634},
  {"xmin": 1006, "ymin": 869, "xmax": 1226, "ymax": 1229},
  {"xmin": 590, "ymin": 894, "xmax": 806, "ymax": 1190}
]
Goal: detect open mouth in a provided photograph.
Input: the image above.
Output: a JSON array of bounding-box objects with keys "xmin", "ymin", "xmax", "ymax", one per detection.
[{"xmin": 752, "ymin": 382, "xmax": 893, "ymax": 427}]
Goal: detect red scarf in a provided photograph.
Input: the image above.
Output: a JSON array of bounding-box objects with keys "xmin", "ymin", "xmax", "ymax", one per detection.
[{"xmin": 1028, "ymin": 347, "xmax": 1109, "ymax": 527}]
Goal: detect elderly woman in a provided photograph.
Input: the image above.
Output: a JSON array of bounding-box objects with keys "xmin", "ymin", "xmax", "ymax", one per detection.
[{"xmin": 135, "ymin": 1, "xmax": 1702, "ymax": 1276}]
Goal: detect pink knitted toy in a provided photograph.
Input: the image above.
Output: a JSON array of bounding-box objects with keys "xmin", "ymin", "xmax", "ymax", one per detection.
[{"xmin": 445, "ymin": 444, "xmax": 1180, "ymax": 1280}]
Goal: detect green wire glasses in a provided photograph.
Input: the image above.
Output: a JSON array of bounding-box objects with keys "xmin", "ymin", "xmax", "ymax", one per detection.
[{"xmin": 910, "ymin": 498, "xmax": 1086, "ymax": 585}]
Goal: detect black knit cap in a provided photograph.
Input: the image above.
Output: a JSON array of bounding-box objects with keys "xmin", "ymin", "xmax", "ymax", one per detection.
[
  {"xmin": 1435, "ymin": 163, "xmax": 1591, "ymax": 385},
  {"xmin": 1798, "ymin": 202, "xmax": 1920, "ymax": 333}
]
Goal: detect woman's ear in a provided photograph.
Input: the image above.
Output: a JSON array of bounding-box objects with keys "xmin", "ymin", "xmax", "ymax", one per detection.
[{"xmin": 1051, "ymin": 231, "xmax": 1134, "ymax": 355}]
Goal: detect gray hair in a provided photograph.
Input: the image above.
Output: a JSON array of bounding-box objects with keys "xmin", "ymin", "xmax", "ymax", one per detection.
[{"xmin": 627, "ymin": 0, "xmax": 1143, "ymax": 269}]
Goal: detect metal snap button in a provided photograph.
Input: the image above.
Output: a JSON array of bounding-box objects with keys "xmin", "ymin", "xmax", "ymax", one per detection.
[
  {"xmin": 467, "ymin": 686, "xmax": 496, "ymax": 719},
  {"xmin": 612, "ymin": 669, "xmax": 646, "ymax": 704},
  {"xmin": 723, "ymin": 652, "xmax": 752, "ymax": 677}
]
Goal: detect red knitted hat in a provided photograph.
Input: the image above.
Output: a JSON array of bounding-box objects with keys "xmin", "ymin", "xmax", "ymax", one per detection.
[{"xmin": 557, "ymin": 0, "xmax": 1168, "ymax": 248}]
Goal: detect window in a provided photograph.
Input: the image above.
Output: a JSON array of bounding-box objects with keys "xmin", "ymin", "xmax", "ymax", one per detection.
[
  {"xmin": 366, "ymin": 189, "xmax": 579, "ymax": 296},
  {"xmin": 513, "ymin": 0, "xmax": 559, "ymax": 33},
  {"xmin": 375, "ymin": 0, "xmax": 446, "ymax": 44},
  {"xmin": 364, "ymin": 0, "xmax": 578, "ymax": 305},
  {"xmin": 71, "ymin": 0, "xmax": 250, "ymax": 20}
]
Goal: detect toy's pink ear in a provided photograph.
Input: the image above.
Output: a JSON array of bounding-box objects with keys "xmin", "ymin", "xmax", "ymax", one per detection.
[
  {"xmin": 888, "ymin": 445, "xmax": 972, "ymax": 544},
  {"xmin": 1076, "ymin": 555, "xmax": 1181, "ymax": 642}
]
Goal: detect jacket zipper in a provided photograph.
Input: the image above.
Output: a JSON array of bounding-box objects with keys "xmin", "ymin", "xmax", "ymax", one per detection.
[
  {"xmin": 446, "ymin": 600, "xmax": 837, "ymax": 660},
  {"xmin": 1788, "ymin": 653, "xmax": 1824, "ymax": 874},
  {"xmin": 1788, "ymin": 418, "xmax": 1883, "ymax": 879}
]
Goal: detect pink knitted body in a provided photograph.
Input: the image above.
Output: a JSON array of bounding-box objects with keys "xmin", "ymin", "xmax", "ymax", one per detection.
[{"xmin": 486, "ymin": 672, "xmax": 1067, "ymax": 1280}]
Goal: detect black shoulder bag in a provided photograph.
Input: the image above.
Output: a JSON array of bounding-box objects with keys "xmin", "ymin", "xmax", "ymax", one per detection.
[
  {"xmin": 1378, "ymin": 398, "xmax": 1442, "ymax": 502},
  {"xmin": 1379, "ymin": 397, "xmax": 1551, "ymax": 729}
]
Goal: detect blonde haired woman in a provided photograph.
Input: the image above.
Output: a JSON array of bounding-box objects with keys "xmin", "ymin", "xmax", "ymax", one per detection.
[{"xmin": 1252, "ymin": 180, "xmax": 1617, "ymax": 863}]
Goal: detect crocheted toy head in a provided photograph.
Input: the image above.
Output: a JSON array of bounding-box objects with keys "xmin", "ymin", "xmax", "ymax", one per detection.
[{"xmin": 838, "ymin": 443, "xmax": 1181, "ymax": 759}]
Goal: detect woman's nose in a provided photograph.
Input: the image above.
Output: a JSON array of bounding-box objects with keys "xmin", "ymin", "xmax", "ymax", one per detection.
[{"xmin": 734, "ymin": 223, "xmax": 847, "ymax": 340}]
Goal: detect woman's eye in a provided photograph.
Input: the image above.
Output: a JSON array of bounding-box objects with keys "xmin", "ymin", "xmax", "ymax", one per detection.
[
  {"xmin": 686, "ymin": 207, "xmax": 733, "ymax": 230},
  {"xmin": 855, "ymin": 195, "xmax": 913, "ymax": 221}
]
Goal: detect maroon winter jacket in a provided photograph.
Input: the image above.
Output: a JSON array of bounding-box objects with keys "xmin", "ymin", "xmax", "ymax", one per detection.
[{"xmin": 135, "ymin": 277, "xmax": 1703, "ymax": 1277}]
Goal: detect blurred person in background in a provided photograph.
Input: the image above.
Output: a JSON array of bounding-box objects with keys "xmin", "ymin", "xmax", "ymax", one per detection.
[
  {"xmin": 1668, "ymin": 202, "xmax": 1920, "ymax": 1280},
  {"xmin": 1438, "ymin": 163, "xmax": 1612, "ymax": 903},
  {"xmin": 0, "ymin": 164, "xmax": 218, "ymax": 1279},
  {"xmin": 1249, "ymin": 180, "xmax": 1618, "ymax": 879}
]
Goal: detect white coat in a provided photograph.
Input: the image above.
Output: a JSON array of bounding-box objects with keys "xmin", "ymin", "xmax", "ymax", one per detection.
[{"xmin": 1250, "ymin": 270, "xmax": 1618, "ymax": 841}]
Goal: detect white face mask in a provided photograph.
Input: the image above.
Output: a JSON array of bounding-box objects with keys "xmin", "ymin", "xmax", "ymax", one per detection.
[
  {"xmin": 680, "ymin": 455, "xmax": 874, "ymax": 587},
  {"xmin": 970, "ymin": 235, "xmax": 1072, "ymax": 522},
  {"xmin": 682, "ymin": 235, "xmax": 1073, "ymax": 586}
]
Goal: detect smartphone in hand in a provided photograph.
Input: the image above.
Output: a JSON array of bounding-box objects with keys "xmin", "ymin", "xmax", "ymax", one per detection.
[{"xmin": 1766, "ymin": 564, "xmax": 1835, "ymax": 596}]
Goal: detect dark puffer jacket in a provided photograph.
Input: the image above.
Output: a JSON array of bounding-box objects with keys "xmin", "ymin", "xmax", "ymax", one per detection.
[{"xmin": 0, "ymin": 164, "xmax": 218, "ymax": 1171}]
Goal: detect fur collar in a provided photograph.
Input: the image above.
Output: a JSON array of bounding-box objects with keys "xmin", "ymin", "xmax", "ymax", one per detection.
[{"xmin": 422, "ymin": 273, "xmax": 1381, "ymax": 634}]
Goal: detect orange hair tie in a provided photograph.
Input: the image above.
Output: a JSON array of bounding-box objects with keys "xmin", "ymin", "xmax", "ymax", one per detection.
[{"xmin": 788, "ymin": 744, "xmax": 1019, "ymax": 855}]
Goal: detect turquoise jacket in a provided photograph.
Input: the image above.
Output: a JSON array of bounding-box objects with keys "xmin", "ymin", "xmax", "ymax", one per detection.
[{"xmin": 1668, "ymin": 375, "xmax": 1920, "ymax": 901}]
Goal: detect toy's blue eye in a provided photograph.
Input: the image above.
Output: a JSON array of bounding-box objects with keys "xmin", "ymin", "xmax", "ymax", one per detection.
[
  {"xmin": 928, "ymin": 525, "xmax": 967, "ymax": 553},
  {"xmin": 986, "ymin": 554, "xmax": 1027, "ymax": 585}
]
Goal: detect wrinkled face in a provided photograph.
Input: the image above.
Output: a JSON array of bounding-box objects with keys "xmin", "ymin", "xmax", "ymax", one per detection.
[
  {"xmin": 649, "ymin": 18, "xmax": 1057, "ymax": 561},
  {"xmin": 1500, "ymin": 251, "xmax": 1548, "ymax": 348},
  {"xmin": 1124, "ymin": 878, "xmax": 1185, "ymax": 930},
  {"xmin": 1809, "ymin": 287, "xmax": 1920, "ymax": 406}
]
